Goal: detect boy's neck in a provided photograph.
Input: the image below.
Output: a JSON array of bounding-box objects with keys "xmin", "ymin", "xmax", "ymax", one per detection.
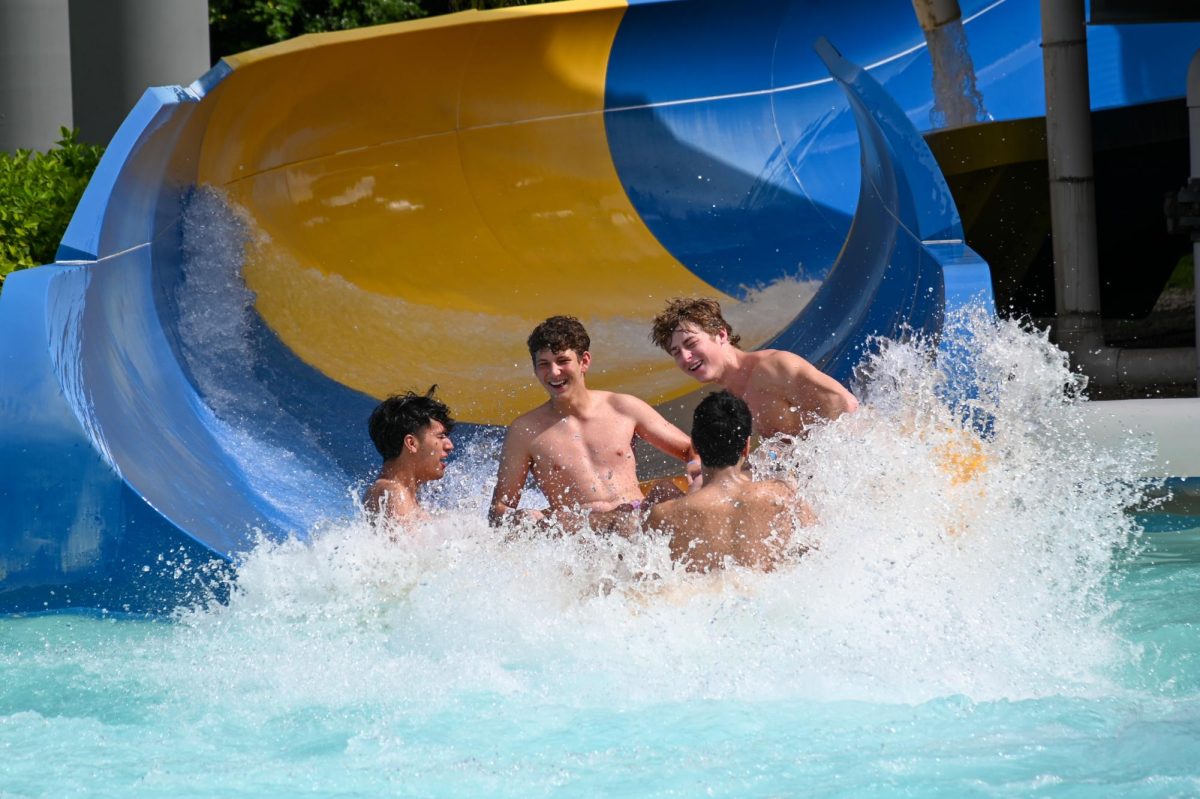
[
  {"xmin": 700, "ymin": 462, "xmax": 748, "ymax": 486},
  {"xmin": 714, "ymin": 347, "xmax": 749, "ymax": 390},
  {"xmin": 378, "ymin": 457, "xmax": 421, "ymax": 494}
]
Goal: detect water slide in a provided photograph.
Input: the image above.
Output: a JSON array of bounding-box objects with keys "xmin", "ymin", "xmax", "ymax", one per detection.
[{"xmin": 0, "ymin": 0, "xmax": 1196, "ymax": 614}]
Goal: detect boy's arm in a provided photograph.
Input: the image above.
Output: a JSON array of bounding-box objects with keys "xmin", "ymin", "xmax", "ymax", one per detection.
[
  {"xmin": 649, "ymin": 504, "xmax": 695, "ymax": 566},
  {"xmin": 489, "ymin": 426, "xmax": 538, "ymax": 526},
  {"xmin": 622, "ymin": 395, "xmax": 698, "ymax": 464}
]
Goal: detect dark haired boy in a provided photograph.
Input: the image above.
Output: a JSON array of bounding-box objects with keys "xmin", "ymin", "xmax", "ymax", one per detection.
[
  {"xmin": 365, "ymin": 386, "xmax": 455, "ymax": 521},
  {"xmin": 489, "ymin": 315, "xmax": 698, "ymax": 532},
  {"xmin": 651, "ymin": 297, "xmax": 858, "ymax": 438},
  {"xmin": 647, "ymin": 391, "xmax": 815, "ymax": 572}
]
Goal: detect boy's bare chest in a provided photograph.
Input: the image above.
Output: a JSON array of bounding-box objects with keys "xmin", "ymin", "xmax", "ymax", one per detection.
[
  {"xmin": 739, "ymin": 388, "xmax": 794, "ymax": 435},
  {"xmin": 528, "ymin": 416, "xmax": 637, "ymax": 466}
]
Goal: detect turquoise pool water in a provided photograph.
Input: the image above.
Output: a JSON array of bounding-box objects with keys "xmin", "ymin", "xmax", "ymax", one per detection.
[
  {"xmin": 3, "ymin": 314, "xmax": 1198, "ymax": 797},
  {"xmin": 2, "ymin": 523, "xmax": 1198, "ymax": 797}
]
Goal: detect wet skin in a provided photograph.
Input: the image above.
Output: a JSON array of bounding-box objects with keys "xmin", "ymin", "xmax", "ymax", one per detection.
[
  {"xmin": 668, "ymin": 325, "xmax": 859, "ymax": 438},
  {"xmin": 365, "ymin": 419, "xmax": 454, "ymax": 522},
  {"xmin": 490, "ymin": 348, "xmax": 695, "ymax": 527},
  {"xmin": 647, "ymin": 462, "xmax": 816, "ymax": 572}
]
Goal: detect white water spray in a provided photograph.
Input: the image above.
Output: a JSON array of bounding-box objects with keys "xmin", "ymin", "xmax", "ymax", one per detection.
[{"xmin": 156, "ymin": 307, "xmax": 1158, "ymax": 715}]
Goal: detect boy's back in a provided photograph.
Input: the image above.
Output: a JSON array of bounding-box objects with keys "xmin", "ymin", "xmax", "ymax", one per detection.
[{"xmin": 651, "ymin": 476, "xmax": 813, "ymax": 572}]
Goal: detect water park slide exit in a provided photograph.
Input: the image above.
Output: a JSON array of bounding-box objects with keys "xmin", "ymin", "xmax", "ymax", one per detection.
[{"xmin": 0, "ymin": 0, "xmax": 1194, "ymax": 614}]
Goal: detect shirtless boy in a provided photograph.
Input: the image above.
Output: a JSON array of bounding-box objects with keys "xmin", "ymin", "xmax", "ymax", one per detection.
[
  {"xmin": 647, "ymin": 391, "xmax": 815, "ymax": 572},
  {"xmin": 364, "ymin": 387, "xmax": 455, "ymax": 522},
  {"xmin": 489, "ymin": 316, "xmax": 698, "ymax": 532},
  {"xmin": 651, "ymin": 297, "xmax": 858, "ymax": 438}
]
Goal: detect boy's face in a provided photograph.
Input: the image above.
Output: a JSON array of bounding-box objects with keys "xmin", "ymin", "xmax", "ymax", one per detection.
[
  {"xmin": 533, "ymin": 348, "xmax": 590, "ymax": 398},
  {"xmin": 409, "ymin": 419, "xmax": 454, "ymax": 482},
  {"xmin": 668, "ymin": 324, "xmax": 727, "ymax": 383}
]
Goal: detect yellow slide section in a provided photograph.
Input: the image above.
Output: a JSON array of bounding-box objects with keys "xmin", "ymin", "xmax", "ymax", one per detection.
[{"xmin": 189, "ymin": 2, "xmax": 753, "ymax": 424}]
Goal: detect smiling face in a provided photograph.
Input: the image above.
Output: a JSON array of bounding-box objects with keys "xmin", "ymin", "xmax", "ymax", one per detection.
[
  {"xmin": 668, "ymin": 324, "xmax": 729, "ymax": 383},
  {"xmin": 408, "ymin": 419, "xmax": 454, "ymax": 482},
  {"xmin": 533, "ymin": 348, "xmax": 590, "ymax": 399}
]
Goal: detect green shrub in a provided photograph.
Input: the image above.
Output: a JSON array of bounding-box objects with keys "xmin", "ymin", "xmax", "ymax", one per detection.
[
  {"xmin": 210, "ymin": 0, "xmax": 427, "ymax": 58},
  {"xmin": 0, "ymin": 128, "xmax": 104, "ymax": 288},
  {"xmin": 209, "ymin": 0, "xmax": 557, "ymax": 61},
  {"xmin": 1166, "ymin": 254, "xmax": 1193, "ymax": 291}
]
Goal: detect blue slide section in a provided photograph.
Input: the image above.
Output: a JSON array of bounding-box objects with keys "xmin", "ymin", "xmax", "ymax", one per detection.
[
  {"xmin": 0, "ymin": 86, "xmax": 380, "ymax": 614},
  {"xmin": 606, "ymin": 0, "xmax": 1200, "ymax": 297}
]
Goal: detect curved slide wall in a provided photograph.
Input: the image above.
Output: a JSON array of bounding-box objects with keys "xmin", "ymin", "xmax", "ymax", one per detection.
[{"xmin": 1, "ymin": 0, "xmax": 1195, "ymax": 613}]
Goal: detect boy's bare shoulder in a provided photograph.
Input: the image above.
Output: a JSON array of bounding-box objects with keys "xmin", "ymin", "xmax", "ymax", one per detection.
[
  {"xmin": 646, "ymin": 493, "xmax": 689, "ymax": 525},
  {"xmin": 364, "ymin": 479, "xmax": 414, "ymax": 517},
  {"xmin": 749, "ymin": 348, "xmax": 811, "ymax": 378},
  {"xmin": 508, "ymin": 402, "xmax": 556, "ymax": 436},
  {"xmin": 744, "ymin": 479, "xmax": 797, "ymax": 504},
  {"xmin": 605, "ymin": 391, "xmax": 659, "ymax": 417}
]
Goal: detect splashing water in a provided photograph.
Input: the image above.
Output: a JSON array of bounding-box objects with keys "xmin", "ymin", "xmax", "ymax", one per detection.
[
  {"xmin": 924, "ymin": 18, "xmax": 989, "ymax": 129},
  {"xmin": 168, "ymin": 308, "xmax": 1156, "ymax": 713},
  {"xmin": 5, "ymin": 305, "xmax": 1197, "ymax": 794}
]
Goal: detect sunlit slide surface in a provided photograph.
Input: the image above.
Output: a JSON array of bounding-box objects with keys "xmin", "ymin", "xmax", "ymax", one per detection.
[{"xmin": 0, "ymin": 0, "xmax": 1196, "ymax": 614}]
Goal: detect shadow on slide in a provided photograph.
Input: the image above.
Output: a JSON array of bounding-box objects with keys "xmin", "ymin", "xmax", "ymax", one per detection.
[{"xmin": 0, "ymin": 0, "xmax": 1000, "ymax": 614}]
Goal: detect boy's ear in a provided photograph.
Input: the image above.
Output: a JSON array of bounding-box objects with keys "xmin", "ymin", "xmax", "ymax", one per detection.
[
  {"xmin": 404, "ymin": 433, "xmax": 419, "ymax": 453},
  {"xmin": 579, "ymin": 351, "xmax": 592, "ymax": 371}
]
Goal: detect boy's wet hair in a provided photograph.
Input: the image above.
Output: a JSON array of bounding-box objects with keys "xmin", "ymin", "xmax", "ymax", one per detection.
[
  {"xmin": 691, "ymin": 391, "xmax": 752, "ymax": 468},
  {"xmin": 368, "ymin": 385, "xmax": 455, "ymax": 461},
  {"xmin": 650, "ymin": 296, "xmax": 742, "ymax": 352},
  {"xmin": 527, "ymin": 315, "xmax": 590, "ymax": 362}
]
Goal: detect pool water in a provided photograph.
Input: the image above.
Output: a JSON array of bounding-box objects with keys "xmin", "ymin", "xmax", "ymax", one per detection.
[
  {"xmin": 3, "ymin": 313, "xmax": 1198, "ymax": 797},
  {"xmin": 3, "ymin": 527, "xmax": 1198, "ymax": 797}
]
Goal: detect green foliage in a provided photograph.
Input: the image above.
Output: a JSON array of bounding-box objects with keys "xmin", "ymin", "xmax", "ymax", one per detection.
[
  {"xmin": 1166, "ymin": 254, "xmax": 1194, "ymax": 291},
  {"xmin": 446, "ymin": 0, "xmax": 544, "ymax": 8},
  {"xmin": 209, "ymin": 0, "xmax": 427, "ymax": 59},
  {"xmin": 209, "ymin": 0, "xmax": 559, "ymax": 61},
  {"xmin": 0, "ymin": 128, "xmax": 104, "ymax": 288}
]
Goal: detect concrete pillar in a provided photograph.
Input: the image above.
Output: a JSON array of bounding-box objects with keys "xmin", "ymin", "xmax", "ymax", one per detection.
[
  {"xmin": 1042, "ymin": 10, "xmax": 1195, "ymax": 390},
  {"xmin": 1040, "ymin": 0, "xmax": 1104, "ymax": 353},
  {"xmin": 0, "ymin": 0, "xmax": 73, "ymax": 152},
  {"xmin": 68, "ymin": 0, "xmax": 210, "ymax": 146},
  {"xmin": 1188, "ymin": 49, "xmax": 1200, "ymax": 392}
]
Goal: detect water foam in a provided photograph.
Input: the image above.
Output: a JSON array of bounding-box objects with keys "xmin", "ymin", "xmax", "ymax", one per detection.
[
  {"xmin": 156, "ymin": 307, "xmax": 1157, "ymax": 713},
  {"xmin": 177, "ymin": 188, "xmax": 360, "ymax": 532}
]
